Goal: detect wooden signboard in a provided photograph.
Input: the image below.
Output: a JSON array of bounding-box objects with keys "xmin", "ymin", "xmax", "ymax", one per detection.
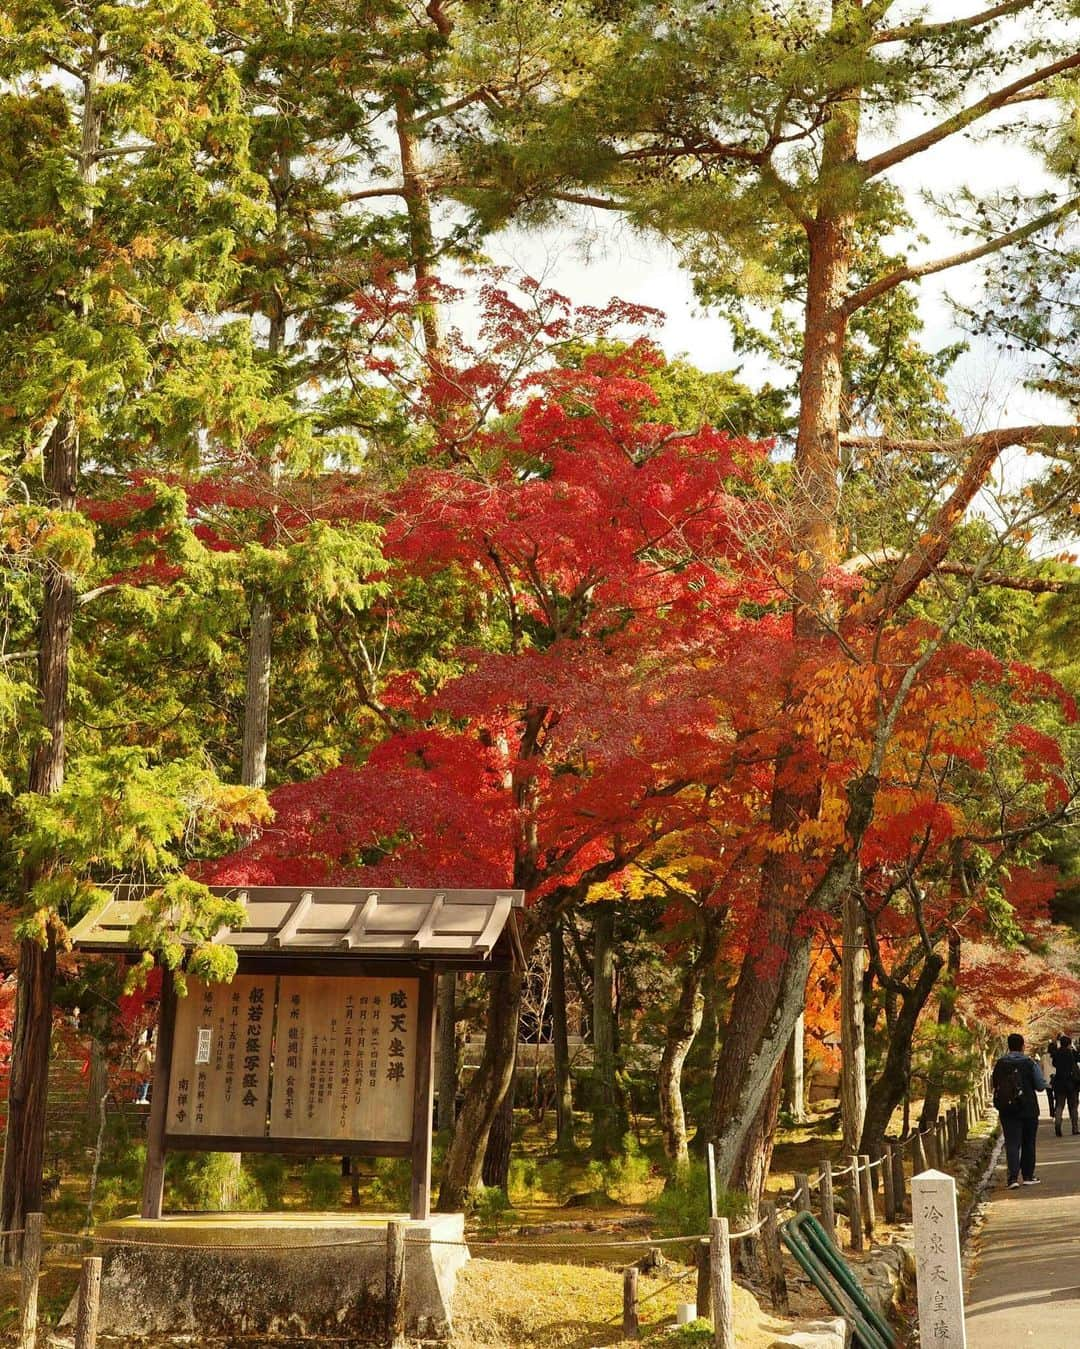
[
  {"xmin": 271, "ymin": 975, "xmax": 418, "ymax": 1144},
  {"xmin": 168, "ymin": 974, "xmax": 274, "ymax": 1137},
  {"xmin": 166, "ymin": 974, "xmax": 419, "ymax": 1144}
]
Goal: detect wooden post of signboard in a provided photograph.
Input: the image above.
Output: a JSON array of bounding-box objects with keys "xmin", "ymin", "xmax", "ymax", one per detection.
[
  {"xmin": 141, "ymin": 967, "xmax": 177, "ymax": 1220},
  {"xmin": 410, "ymin": 968, "xmax": 437, "ymax": 1221}
]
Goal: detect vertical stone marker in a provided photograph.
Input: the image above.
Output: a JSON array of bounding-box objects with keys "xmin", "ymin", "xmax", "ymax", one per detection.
[{"xmin": 913, "ymin": 1169, "xmax": 967, "ymax": 1348}]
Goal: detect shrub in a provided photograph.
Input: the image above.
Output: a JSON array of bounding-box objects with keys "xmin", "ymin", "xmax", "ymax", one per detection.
[
  {"xmin": 299, "ymin": 1159, "xmax": 343, "ymax": 1210},
  {"xmin": 368, "ymin": 1157, "xmax": 411, "ymax": 1210},
  {"xmin": 247, "ymin": 1155, "xmax": 288, "ymax": 1209},
  {"xmin": 647, "ymin": 1159, "xmax": 749, "ymax": 1238},
  {"xmin": 473, "ymin": 1184, "xmax": 515, "ymax": 1233}
]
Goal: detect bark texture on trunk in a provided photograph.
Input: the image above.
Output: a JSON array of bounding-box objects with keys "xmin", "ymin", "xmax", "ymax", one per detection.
[
  {"xmin": 481, "ymin": 1085, "xmax": 515, "ymax": 1192},
  {"xmin": 0, "ymin": 936, "xmax": 58, "ymax": 1262},
  {"xmin": 549, "ymin": 921, "xmax": 576, "ymax": 1151},
  {"xmin": 436, "ymin": 969, "xmax": 521, "ymax": 1211},
  {"xmin": 841, "ymin": 882, "xmax": 868, "ymax": 1155}
]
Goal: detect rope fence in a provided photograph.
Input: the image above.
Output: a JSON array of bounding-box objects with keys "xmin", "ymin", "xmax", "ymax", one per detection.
[{"xmin": 10, "ymin": 1067, "xmax": 997, "ymax": 1349}]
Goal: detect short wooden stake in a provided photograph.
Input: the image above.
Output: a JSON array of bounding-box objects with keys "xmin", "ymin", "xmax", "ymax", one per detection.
[
  {"xmin": 845, "ymin": 1155, "xmax": 864, "ymax": 1252},
  {"xmin": 74, "ymin": 1256, "xmax": 103, "ymax": 1349},
  {"xmin": 760, "ymin": 1201, "xmax": 789, "ymax": 1315},
  {"xmin": 911, "ymin": 1131, "xmax": 928, "ymax": 1175},
  {"xmin": 710, "ymin": 1216, "xmax": 734, "ymax": 1349},
  {"xmin": 882, "ymin": 1146, "xmax": 896, "ymax": 1223},
  {"xmin": 819, "ymin": 1160, "xmax": 837, "ymax": 1244},
  {"xmin": 19, "ymin": 1212, "xmax": 43, "ymax": 1349},
  {"xmin": 623, "ymin": 1265, "xmax": 640, "ymax": 1339},
  {"xmin": 858, "ymin": 1154, "xmax": 876, "ymax": 1238},
  {"xmin": 937, "ymin": 1119, "xmax": 948, "ymax": 1168},
  {"xmin": 793, "ymin": 1170, "xmax": 811, "ymax": 1212},
  {"xmin": 892, "ymin": 1141, "xmax": 907, "ymax": 1217},
  {"xmin": 385, "ymin": 1220, "xmax": 406, "ymax": 1349},
  {"xmin": 696, "ymin": 1237, "xmax": 713, "ymax": 1323}
]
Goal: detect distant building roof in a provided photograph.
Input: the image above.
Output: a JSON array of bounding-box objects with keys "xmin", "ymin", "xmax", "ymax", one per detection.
[{"xmin": 70, "ymin": 886, "xmax": 525, "ymax": 967}]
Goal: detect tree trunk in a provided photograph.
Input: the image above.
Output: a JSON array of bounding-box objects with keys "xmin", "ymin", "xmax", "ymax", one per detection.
[
  {"xmin": 394, "ymin": 95, "xmax": 444, "ymax": 359},
  {"xmin": 731, "ymin": 1056, "xmax": 787, "ymax": 1203},
  {"xmin": 549, "ymin": 921, "xmax": 576, "ymax": 1151},
  {"xmin": 436, "ymin": 972, "xmax": 459, "ymax": 1136},
  {"xmin": 86, "ymin": 1036, "xmax": 109, "ymax": 1131},
  {"xmin": 590, "ymin": 904, "xmax": 627, "ymax": 1158},
  {"xmin": 860, "ymin": 952, "xmax": 945, "ymax": 1156},
  {"xmin": 659, "ymin": 915, "xmax": 721, "ymax": 1173},
  {"xmin": 0, "ymin": 936, "xmax": 58, "ymax": 1263},
  {"xmin": 481, "ymin": 1083, "xmax": 515, "ymax": 1192},
  {"xmin": 240, "ymin": 591, "xmax": 273, "ymax": 789},
  {"xmin": 1, "ymin": 421, "xmax": 83, "ymax": 1261},
  {"xmin": 841, "ymin": 880, "xmax": 868, "ymax": 1155},
  {"xmin": 437, "ymin": 970, "xmax": 521, "ymax": 1211},
  {"xmin": 707, "ymin": 74, "xmax": 861, "ymax": 1201},
  {"xmin": 918, "ymin": 930, "xmax": 961, "ymax": 1133},
  {"xmin": 782, "ymin": 1013, "xmax": 807, "ymax": 1124}
]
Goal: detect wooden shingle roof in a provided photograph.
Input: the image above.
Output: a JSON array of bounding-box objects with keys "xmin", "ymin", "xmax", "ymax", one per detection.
[{"xmin": 71, "ymin": 886, "xmax": 525, "ymax": 967}]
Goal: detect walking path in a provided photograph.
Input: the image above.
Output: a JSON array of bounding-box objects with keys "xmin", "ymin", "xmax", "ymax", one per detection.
[{"xmin": 966, "ymin": 1115, "xmax": 1080, "ymax": 1346}]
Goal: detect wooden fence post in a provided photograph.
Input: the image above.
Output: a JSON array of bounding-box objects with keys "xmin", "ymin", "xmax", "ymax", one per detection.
[
  {"xmin": 19, "ymin": 1212, "xmax": 43, "ymax": 1349},
  {"xmin": 882, "ymin": 1146, "xmax": 896, "ymax": 1223},
  {"xmin": 911, "ymin": 1131, "xmax": 928, "ymax": 1175},
  {"xmin": 891, "ymin": 1143, "xmax": 907, "ymax": 1218},
  {"xmin": 845, "ymin": 1156, "xmax": 863, "ymax": 1252},
  {"xmin": 696, "ymin": 1238, "xmax": 713, "ymax": 1323},
  {"xmin": 623, "ymin": 1265, "xmax": 640, "ymax": 1339},
  {"xmin": 710, "ymin": 1217, "xmax": 734, "ymax": 1349},
  {"xmin": 760, "ymin": 1201, "xmax": 789, "ymax": 1315},
  {"xmin": 819, "ymin": 1161, "xmax": 837, "ymax": 1244},
  {"xmin": 385, "ymin": 1220, "xmax": 406, "ymax": 1349},
  {"xmin": 858, "ymin": 1154, "xmax": 876, "ymax": 1238},
  {"xmin": 937, "ymin": 1118, "xmax": 948, "ymax": 1168},
  {"xmin": 74, "ymin": 1256, "xmax": 102, "ymax": 1349},
  {"xmin": 793, "ymin": 1171, "xmax": 810, "ymax": 1212}
]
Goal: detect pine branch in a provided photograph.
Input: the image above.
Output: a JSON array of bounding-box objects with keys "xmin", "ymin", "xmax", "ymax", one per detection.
[
  {"xmin": 343, "ymin": 185, "xmax": 408, "ymax": 201},
  {"xmin": 550, "ymin": 191, "xmax": 623, "ymax": 210},
  {"xmin": 839, "ymin": 425, "xmax": 1080, "ymax": 454},
  {"xmin": 843, "ymin": 195, "xmax": 1080, "ymax": 314},
  {"xmin": 861, "ymin": 50, "xmax": 1080, "ymax": 180},
  {"xmin": 873, "ymin": 0, "xmax": 1036, "ymax": 44}
]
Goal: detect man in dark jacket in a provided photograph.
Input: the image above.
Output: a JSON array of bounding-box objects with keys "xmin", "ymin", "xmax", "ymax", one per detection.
[
  {"xmin": 993, "ymin": 1033, "xmax": 1048, "ymax": 1188},
  {"xmin": 1050, "ymin": 1033, "xmax": 1080, "ymax": 1136}
]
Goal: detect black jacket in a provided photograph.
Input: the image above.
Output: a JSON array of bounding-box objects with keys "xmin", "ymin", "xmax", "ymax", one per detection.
[
  {"xmin": 1050, "ymin": 1044, "xmax": 1079, "ymax": 1087},
  {"xmin": 993, "ymin": 1051, "xmax": 1045, "ymax": 1119}
]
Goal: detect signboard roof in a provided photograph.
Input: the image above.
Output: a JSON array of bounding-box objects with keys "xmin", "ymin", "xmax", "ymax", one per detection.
[{"xmin": 71, "ymin": 886, "xmax": 525, "ymax": 966}]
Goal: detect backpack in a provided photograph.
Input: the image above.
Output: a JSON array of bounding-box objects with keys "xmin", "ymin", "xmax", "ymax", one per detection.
[{"xmin": 992, "ymin": 1059, "xmax": 1025, "ymax": 1112}]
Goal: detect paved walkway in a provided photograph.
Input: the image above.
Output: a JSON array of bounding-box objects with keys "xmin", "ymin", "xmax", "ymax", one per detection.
[{"xmin": 966, "ymin": 1115, "xmax": 1080, "ymax": 1346}]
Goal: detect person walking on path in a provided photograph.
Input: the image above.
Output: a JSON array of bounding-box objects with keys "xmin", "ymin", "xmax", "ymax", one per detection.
[
  {"xmin": 992, "ymin": 1032, "xmax": 1048, "ymax": 1188},
  {"xmin": 1051, "ymin": 1032, "xmax": 1080, "ymax": 1136},
  {"xmin": 1043, "ymin": 1041, "xmax": 1057, "ymax": 1119}
]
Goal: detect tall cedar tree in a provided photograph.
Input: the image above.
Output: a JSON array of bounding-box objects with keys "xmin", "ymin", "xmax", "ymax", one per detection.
[{"xmin": 0, "ymin": 0, "xmax": 266, "ymax": 1253}]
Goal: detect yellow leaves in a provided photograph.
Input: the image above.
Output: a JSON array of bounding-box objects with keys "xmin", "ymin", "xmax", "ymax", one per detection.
[{"xmin": 209, "ymin": 783, "xmax": 273, "ymax": 830}]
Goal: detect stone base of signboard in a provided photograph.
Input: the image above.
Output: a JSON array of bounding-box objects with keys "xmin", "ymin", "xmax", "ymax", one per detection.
[{"xmin": 57, "ymin": 1211, "xmax": 468, "ymax": 1342}]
